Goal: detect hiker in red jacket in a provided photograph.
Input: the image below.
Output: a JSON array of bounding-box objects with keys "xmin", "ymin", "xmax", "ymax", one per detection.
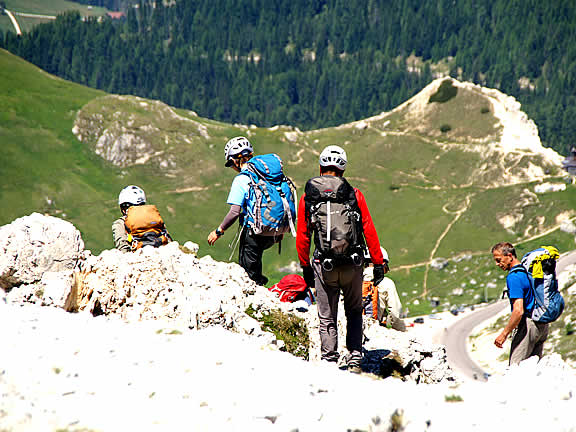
[{"xmin": 296, "ymin": 145, "xmax": 387, "ymax": 373}]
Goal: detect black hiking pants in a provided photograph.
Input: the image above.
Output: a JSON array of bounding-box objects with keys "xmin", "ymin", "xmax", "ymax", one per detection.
[{"xmin": 239, "ymin": 228, "xmax": 277, "ymax": 286}]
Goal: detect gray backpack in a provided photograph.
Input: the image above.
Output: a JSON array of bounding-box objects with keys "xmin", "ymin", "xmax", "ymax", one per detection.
[{"xmin": 304, "ymin": 176, "xmax": 364, "ymax": 267}]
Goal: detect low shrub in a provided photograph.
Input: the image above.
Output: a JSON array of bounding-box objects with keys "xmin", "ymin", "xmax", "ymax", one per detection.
[
  {"xmin": 246, "ymin": 306, "xmax": 310, "ymax": 359},
  {"xmin": 429, "ymin": 79, "xmax": 458, "ymax": 103},
  {"xmin": 445, "ymin": 394, "xmax": 463, "ymax": 402}
]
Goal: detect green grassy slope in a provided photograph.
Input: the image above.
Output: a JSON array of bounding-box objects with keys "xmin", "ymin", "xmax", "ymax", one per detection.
[
  {"xmin": 2, "ymin": 48, "xmax": 576, "ymax": 317},
  {"xmin": 0, "ymin": 0, "xmax": 107, "ymax": 34}
]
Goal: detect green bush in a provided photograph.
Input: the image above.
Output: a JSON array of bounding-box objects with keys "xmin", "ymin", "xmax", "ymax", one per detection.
[
  {"xmin": 445, "ymin": 394, "xmax": 463, "ymax": 402},
  {"xmin": 246, "ymin": 307, "xmax": 310, "ymax": 359},
  {"xmin": 440, "ymin": 124, "xmax": 452, "ymax": 133},
  {"xmin": 481, "ymin": 107, "xmax": 490, "ymax": 114},
  {"xmin": 429, "ymin": 79, "xmax": 458, "ymax": 103}
]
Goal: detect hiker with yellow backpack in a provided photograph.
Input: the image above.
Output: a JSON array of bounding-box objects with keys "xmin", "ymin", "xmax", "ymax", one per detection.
[
  {"xmin": 491, "ymin": 242, "xmax": 564, "ymax": 365},
  {"xmin": 112, "ymin": 185, "xmax": 172, "ymax": 252}
]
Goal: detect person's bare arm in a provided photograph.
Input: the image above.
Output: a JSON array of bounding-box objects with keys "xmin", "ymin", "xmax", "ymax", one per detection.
[{"xmin": 494, "ymin": 298, "xmax": 524, "ymax": 348}]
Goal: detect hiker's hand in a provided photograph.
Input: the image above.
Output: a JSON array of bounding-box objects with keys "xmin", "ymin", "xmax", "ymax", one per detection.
[
  {"xmin": 302, "ymin": 266, "xmax": 315, "ymax": 289},
  {"xmin": 207, "ymin": 230, "xmax": 220, "ymax": 246},
  {"xmin": 373, "ymin": 264, "xmax": 385, "ymax": 287},
  {"xmin": 494, "ymin": 332, "xmax": 507, "ymax": 348}
]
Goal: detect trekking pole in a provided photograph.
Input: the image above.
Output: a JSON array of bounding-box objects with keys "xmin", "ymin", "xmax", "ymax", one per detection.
[{"xmin": 228, "ymin": 225, "xmax": 244, "ymax": 261}]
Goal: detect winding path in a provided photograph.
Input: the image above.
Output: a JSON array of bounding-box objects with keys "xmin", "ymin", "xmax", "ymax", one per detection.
[
  {"xmin": 442, "ymin": 250, "xmax": 576, "ymax": 381},
  {"xmin": 4, "ymin": 10, "xmax": 22, "ymax": 35}
]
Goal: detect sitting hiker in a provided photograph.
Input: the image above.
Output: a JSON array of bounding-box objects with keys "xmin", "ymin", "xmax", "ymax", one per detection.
[
  {"xmin": 362, "ymin": 248, "xmax": 406, "ymax": 332},
  {"xmin": 113, "ymin": 185, "xmax": 171, "ymax": 252}
]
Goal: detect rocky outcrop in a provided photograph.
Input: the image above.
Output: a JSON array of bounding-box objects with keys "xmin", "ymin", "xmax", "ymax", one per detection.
[
  {"xmin": 1, "ymin": 214, "xmax": 454, "ymax": 383},
  {"xmin": 0, "ymin": 213, "xmax": 83, "ymax": 291},
  {"xmin": 72, "ymin": 95, "xmax": 210, "ymax": 169},
  {"xmin": 352, "ymin": 78, "xmax": 565, "ymax": 189},
  {"xmin": 69, "ymin": 242, "xmax": 454, "ymax": 382},
  {"xmin": 69, "ymin": 243, "xmax": 279, "ymax": 341}
]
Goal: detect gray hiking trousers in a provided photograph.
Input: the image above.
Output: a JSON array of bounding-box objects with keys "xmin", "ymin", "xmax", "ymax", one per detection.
[
  {"xmin": 312, "ymin": 260, "xmax": 364, "ymax": 363},
  {"xmin": 509, "ymin": 316, "xmax": 549, "ymax": 365}
]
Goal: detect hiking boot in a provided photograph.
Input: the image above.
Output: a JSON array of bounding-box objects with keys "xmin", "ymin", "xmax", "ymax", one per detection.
[
  {"xmin": 347, "ymin": 364, "xmax": 362, "ymax": 374},
  {"xmin": 339, "ymin": 353, "xmax": 362, "ymax": 374}
]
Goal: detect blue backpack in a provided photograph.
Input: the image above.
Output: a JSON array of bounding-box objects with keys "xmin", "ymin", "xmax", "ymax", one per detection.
[
  {"xmin": 514, "ymin": 246, "xmax": 565, "ymax": 323},
  {"xmin": 238, "ymin": 154, "xmax": 297, "ymax": 236}
]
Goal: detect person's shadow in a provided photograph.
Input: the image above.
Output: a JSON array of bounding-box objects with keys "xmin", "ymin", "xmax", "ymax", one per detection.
[{"xmin": 362, "ymin": 348, "xmax": 413, "ymax": 378}]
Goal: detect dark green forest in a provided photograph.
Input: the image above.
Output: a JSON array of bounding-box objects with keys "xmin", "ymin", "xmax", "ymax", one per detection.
[
  {"xmin": 61, "ymin": 0, "xmax": 130, "ymax": 11},
  {"xmin": 2, "ymin": 0, "xmax": 576, "ymax": 154}
]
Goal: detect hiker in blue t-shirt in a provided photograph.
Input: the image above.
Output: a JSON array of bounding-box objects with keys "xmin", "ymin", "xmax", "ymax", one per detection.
[
  {"xmin": 491, "ymin": 242, "xmax": 549, "ymax": 365},
  {"xmin": 207, "ymin": 137, "xmax": 278, "ymax": 285}
]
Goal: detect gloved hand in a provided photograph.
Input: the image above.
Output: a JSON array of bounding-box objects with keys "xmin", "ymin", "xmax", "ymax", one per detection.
[
  {"xmin": 373, "ymin": 264, "xmax": 386, "ymax": 287},
  {"xmin": 302, "ymin": 266, "xmax": 315, "ymax": 289}
]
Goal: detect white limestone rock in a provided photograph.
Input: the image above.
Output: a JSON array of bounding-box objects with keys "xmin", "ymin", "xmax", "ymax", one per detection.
[
  {"xmin": 0, "ymin": 213, "xmax": 84, "ymax": 290},
  {"xmin": 430, "ymin": 258, "xmax": 449, "ymax": 270},
  {"xmin": 182, "ymin": 241, "xmax": 200, "ymax": 256},
  {"xmin": 5, "ymin": 270, "xmax": 75, "ymax": 308}
]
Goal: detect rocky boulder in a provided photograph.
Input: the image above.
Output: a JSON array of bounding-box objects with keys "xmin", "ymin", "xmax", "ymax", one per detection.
[
  {"xmin": 69, "ymin": 243, "xmax": 281, "ymax": 341},
  {"xmin": 0, "ymin": 213, "xmax": 84, "ymax": 292}
]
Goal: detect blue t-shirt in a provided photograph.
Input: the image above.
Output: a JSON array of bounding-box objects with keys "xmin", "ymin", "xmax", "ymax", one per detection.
[
  {"xmin": 506, "ymin": 265, "xmax": 535, "ymax": 315},
  {"xmin": 226, "ymin": 171, "xmax": 251, "ymax": 207}
]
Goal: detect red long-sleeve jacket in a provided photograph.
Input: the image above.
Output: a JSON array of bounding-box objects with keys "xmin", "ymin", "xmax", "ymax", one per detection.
[{"xmin": 296, "ymin": 186, "xmax": 384, "ymax": 267}]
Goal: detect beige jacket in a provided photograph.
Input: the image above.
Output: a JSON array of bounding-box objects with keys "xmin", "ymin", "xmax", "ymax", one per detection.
[{"xmin": 112, "ymin": 217, "xmax": 131, "ymax": 252}]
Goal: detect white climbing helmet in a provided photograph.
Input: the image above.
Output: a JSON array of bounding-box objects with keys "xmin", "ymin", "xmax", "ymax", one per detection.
[
  {"xmin": 224, "ymin": 136, "xmax": 254, "ymax": 167},
  {"xmin": 118, "ymin": 185, "xmax": 146, "ymax": 206},
  {"xmin": 319, "ymin": 145, "xmax": 347, "ymax": 171}
]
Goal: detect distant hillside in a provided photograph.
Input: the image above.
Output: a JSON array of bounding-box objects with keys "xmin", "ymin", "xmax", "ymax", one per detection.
[
  {"xmin": 0, "ymin": 0, "xmax": 108, "ymax": 34},
  {"xmin": 2, "ymin": 0, "xmax": 576, "ymax": 154},
  {"xmin": 2, "ymin": 48, "xmax": 576, "ymax": 316}
]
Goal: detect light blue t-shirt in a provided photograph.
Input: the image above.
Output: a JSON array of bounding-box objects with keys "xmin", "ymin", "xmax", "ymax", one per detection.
[
  {"xmin": 507, "ymin": 265, "xmax": 535, "ymax": 315},
  {"xmin": 226, "ymin": 171, "xmax": 251, "ymax": 207}
]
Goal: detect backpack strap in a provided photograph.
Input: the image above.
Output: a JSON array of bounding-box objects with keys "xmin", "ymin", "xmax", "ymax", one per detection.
[
  {"xmin": 509, "ymin": 265, "xmax": 528, "ymax": 275},
  {"xmin": 509, "ymin": 265, "xmax": 540, "ymax": 314},
  {"xmin": 281, "ymin": 176, "xmax": 297, "ymax": 237},
  {"xmin": 236, "ymin": 170, "xmax": 260, "ymax": 228},
  {"xmin": 503, "ymin": 265, "xmax": 528, "ymax": 299}
]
